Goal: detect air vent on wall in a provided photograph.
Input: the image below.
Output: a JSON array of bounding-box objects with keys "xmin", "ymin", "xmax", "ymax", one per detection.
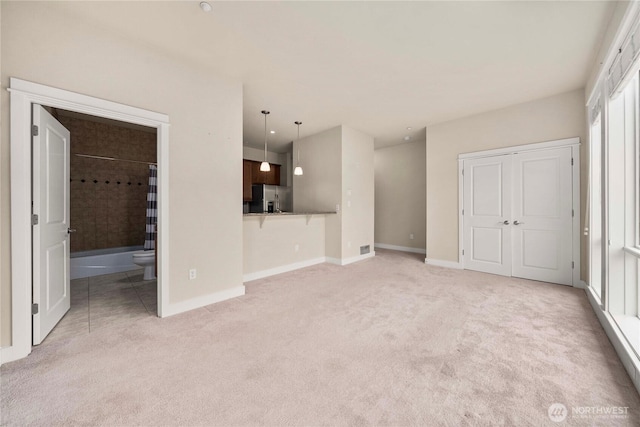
[{"xmin": 360, "ymin": 245, "xmax": 370, "ymax": 255}]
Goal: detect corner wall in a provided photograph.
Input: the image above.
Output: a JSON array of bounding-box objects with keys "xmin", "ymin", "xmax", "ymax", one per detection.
[
  {"xmin": 341, "ymin": 126, "xmax": 375, "ymax": 259},
  {"xmin": 293, "ymin": 125, "xmax": 375, "ymax": 262},
  {"xmin": 426, "ymin": 88, "xmax": 588, "ymax": 279},
  {"xmin": 374, "ymin": 135, "xmax": 426, "ymax": 252},
  {"xmin": 1, "ymin": 2, "xmax": 243, "ymax": 346},
  {"xmin": 293, "ymin": 126, "xmax": 343, "ymax": 259}
]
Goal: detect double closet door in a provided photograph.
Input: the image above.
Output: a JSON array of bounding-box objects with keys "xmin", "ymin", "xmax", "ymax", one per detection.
[{"xmin": 462, "ymin": 146, "xmax": 574, "ymax": 286}]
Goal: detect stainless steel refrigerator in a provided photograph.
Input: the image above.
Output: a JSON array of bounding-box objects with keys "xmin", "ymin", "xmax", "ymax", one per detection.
[{"xmin": 249, "ymin": 185, "xmax": 292, "ymax": 213}]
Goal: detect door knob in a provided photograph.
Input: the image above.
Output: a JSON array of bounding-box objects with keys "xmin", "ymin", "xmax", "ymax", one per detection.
[
  {"xmin": 513, "ymin": 221, "xmax": 524, "ymax": 226},
  {"xmin": 503, "ymin": 220, "xmax": 510, "ymax": 225},
  {"xmin": 67, "ymin": 228, "xmax": 77, "ymax": 234}
]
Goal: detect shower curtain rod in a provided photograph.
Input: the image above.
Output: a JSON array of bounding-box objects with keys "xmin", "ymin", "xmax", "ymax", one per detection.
[{"xmin": 75, "ymin": 153, "xmax": 157, "ymax": 166}]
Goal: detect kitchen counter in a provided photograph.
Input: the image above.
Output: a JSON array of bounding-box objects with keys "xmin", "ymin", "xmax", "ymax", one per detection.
[
  {"xmin": 243, "ymin": 211, "xmax": 336, "ymax": 217},
  {"xmin": 243, "ymin": 212, "xmax": 331, "ymax": 282}
]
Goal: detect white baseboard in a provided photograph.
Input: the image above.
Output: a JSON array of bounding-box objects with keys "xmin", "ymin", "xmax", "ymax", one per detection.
[
  {"xmin": 162, "ymin": 285, "xmax": 245, "ymax": 317},
  {"xmin": 327, "ymin": 251, "xmax": 375, "ymax": 266},
  {"xmin": 374, "ymin": 243, "xmax": 426, "ymax": 255},
  {"xmin": 574, "ymin": 280, "xmax": 588, "ymax": 289},
  {"xmin": 243, "ymin": 257, "xmax": 326, "ymax": 282},
  {"xmin": 424, "ymin": 258, "xmax": 463, "ymax": 269},
  {"xmin": 584, "ymin": 286, "xmax": 640, "ymax": 395},
  {"xmin": 0, "ymin": 344, "xmax": 25, "ymax": 366}
]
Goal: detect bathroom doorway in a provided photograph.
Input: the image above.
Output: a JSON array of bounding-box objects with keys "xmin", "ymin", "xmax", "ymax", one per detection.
[
  {"xmin": 6, "ymin": 78, "xmax": 170, "ymax": 363},
  {"xmin": 40, "ymin": 107, "xmax": 159, "ymax": 344}
]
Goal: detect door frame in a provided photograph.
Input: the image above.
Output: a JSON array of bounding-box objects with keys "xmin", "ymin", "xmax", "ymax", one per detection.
[
  {"xmin": 457, "ymin": 137, "xmax": 581, "ymax": 287},
  {"xmin": 4, "ymin": 78, "xmax": 170, "ymax": 363}
]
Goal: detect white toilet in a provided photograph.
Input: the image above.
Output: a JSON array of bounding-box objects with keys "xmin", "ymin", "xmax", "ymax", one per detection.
[{"xmin": 132, "ymin": 251, "xmax": 156, "ymax": 280}]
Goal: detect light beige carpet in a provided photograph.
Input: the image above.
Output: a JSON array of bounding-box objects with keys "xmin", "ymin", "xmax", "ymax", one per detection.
[{"xmin": 1, "ymin": 249, "xmax": 639, "ymax": 426}]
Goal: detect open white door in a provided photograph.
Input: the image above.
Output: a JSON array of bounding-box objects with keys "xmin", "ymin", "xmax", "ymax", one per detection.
[
  {"xmin": 463, "ymin": 155, "xmax": 512, "ymax": 276},
  {"xmin": 32, "ymin": 105, "xmax": 71, "ymax": 345},
  {"xmin": 511, "ymin": 147, "xmax": 573, "ymax": 285}
]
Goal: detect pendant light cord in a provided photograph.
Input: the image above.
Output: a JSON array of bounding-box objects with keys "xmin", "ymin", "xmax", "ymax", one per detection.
[
  {"xmin": 262, "ymin": 111, "xmax": 270, "ymax": 162},
  {"xmin": 295, "ymin": 121, "xmax": 302, "ymax": 165}
]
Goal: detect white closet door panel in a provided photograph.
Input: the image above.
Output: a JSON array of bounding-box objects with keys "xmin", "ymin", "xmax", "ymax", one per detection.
[
  {"xmin": 463, "ymin": 156, "xmax": 511, "ymax": 276},
  {"xmin": 511, "ymin": 147, "xmax": 573, "ymax": 285}
]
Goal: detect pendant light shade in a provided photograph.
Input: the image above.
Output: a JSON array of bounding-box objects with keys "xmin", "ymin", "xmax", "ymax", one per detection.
[
  {"xmin": 294, "ymin": 121, "xmax": 303, "ymax": 176},
  {"xmin": 261, "ymin": 110, "xmax": 271, "ymax": 172}
]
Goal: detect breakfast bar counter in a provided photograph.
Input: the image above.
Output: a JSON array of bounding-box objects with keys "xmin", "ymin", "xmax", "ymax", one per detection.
[
  {"xmin": 243, "ymin": 212, "xmax": 337, "ymax": 282},
  {"xmin": 243, "ymin": 211, "xmax": 336, "ymax": 217}
]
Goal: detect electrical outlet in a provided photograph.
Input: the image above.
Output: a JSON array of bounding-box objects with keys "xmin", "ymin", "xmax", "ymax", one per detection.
[
  {"xmin": 410, "ymin": 233, "xmax": 414, "ymax": 240},
  {"xmin": 189, "ymin": 269, "xmax": 197, "ymax": 280},
  {"xmin": 347, "ymin": 200, "xmax": 351, "ymax": 208},
  {"xmin": 294, "ymin": 244, "xmax": 299, "ymax": 252},
  {"xmin": 336, "ymin": 204, "xmax": 340, "ymax": 212},
  {"xmin": 347, "ymin": 241, "xmax": 351, "ymax": 248}
]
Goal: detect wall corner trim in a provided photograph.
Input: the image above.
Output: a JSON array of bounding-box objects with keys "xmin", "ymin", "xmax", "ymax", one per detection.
[
  {"xmin": 162, "ymin": 285, "xmax": 245, "ymax": 318},
  {"xmin": 374, "ymin": 243, "xmax": 426, "ymax": 254},
  {"xmin": 425, "ymin": 258, "xmax": 463, "ymax": 270}
]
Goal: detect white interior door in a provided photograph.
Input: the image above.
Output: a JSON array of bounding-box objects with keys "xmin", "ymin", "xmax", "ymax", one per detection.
[
  {"xmin": 463, "ymin": 155, "xmax": 512, "ymax": 276},
  {"xmin": 511, "ymin": 147, "xmax": 574, "ymax": 285},
  {"xmin": 32, "ymin": 105, "xmax": 71, "ymax": 345}
]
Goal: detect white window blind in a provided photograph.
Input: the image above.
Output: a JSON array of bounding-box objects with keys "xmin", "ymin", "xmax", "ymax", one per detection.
[
  {"xmin": 590, "ymin": 98, "xmax": 601, "ymax": 124},
  {"xmin": 608, "ymin": 13, "xmax": 640, "ymax": 96}
]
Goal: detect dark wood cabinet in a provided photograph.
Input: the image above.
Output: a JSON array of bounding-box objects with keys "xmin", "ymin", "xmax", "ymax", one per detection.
[
  {"xmin": 243, "ymin": 161, "xmax": 253, "ymax": 201},
  {"xmin": 243, "ymin": 160, "xmax": 281, "ymax": 200}
]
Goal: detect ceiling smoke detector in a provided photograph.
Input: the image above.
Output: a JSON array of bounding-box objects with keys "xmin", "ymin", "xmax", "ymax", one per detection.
[{"xmin": 200, "ymin": 2, "xmax": 212, "ymax": 13}]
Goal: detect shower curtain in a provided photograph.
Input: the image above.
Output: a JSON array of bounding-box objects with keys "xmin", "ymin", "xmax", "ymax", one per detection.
[{"xmin": 144, "ymin": 165, "xmax": 158, "ymax": 250}]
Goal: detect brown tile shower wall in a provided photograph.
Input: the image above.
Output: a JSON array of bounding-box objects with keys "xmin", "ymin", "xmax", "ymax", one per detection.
[{"xmin": 59, "ymin": 116, "xmax": 157, "ymax": 253}]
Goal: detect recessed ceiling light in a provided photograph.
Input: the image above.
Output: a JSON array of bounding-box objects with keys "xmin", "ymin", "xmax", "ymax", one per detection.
[
  {"xmin": 270, "ymin": 130, "xmax": 276, "ymax": 134},
  {"xmin": 199, "ymin": 2, "xmax": 212, "ymax": 13},
  {"xmin": 403, "ymin": 135, "xmax": 411, "ymax": 141},
  {"xmin": 406, "ymin": 127, "xmax": 412, "ymax": 131}
]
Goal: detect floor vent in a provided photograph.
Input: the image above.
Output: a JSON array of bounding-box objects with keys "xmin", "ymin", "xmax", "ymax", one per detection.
[{"xmin": 360, "ymin": 245, "xmax": 370, "ymax": 255}]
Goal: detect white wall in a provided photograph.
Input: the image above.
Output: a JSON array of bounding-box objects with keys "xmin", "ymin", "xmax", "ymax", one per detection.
[
  {"xmin": 426, "ymin": 89, "xmax": 587, "ymax": 279},
  {"xmin": 1, "ymin": 2, "xmax": 243, "ymax": 346},
  {"xmin": 293, "ymin": 125, "xmax": 375, "ymax": 262},
  {"xmin": 374, "ymin": 135, "xmax": 426, "ymax": 252},
  {"xmin": 293, "ymin": 126, "xmax": 343, "ymax": 259},
  {"xmin": 341, "ymin": 126, "xmax": 375, "ymax": 259},
  {"xmin": 243, "ymin": 216, "xmax": 326, "ymax": 278}
]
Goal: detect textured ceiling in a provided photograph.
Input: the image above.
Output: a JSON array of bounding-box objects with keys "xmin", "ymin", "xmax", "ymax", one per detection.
[{"xmin": 55, "ymin": 1, "xmax": 615, "ymax": 152}]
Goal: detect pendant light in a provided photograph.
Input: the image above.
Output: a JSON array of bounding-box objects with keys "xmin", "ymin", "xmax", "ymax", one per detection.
[
  {"xmin": 260, "ymin": 110, "xmax": 271, "ymax": 172},
  {"xmin": 293, "ymin": 121, "xmax": 303, "ymax": 176}
]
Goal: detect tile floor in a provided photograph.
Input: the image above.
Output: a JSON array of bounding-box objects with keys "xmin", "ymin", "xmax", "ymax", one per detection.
[{"xmin": 44, "ymin": 269, "xmax": 157, "ymax": 344}]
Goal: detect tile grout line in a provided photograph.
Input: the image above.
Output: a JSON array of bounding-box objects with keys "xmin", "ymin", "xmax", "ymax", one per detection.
[
  {"xmin": 87, "ymin": 276, "xmax": 93, "ymax": 333},
  {"xmin": 129, "ymin": 271, "xmax": 153, "ymax": 315}
]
